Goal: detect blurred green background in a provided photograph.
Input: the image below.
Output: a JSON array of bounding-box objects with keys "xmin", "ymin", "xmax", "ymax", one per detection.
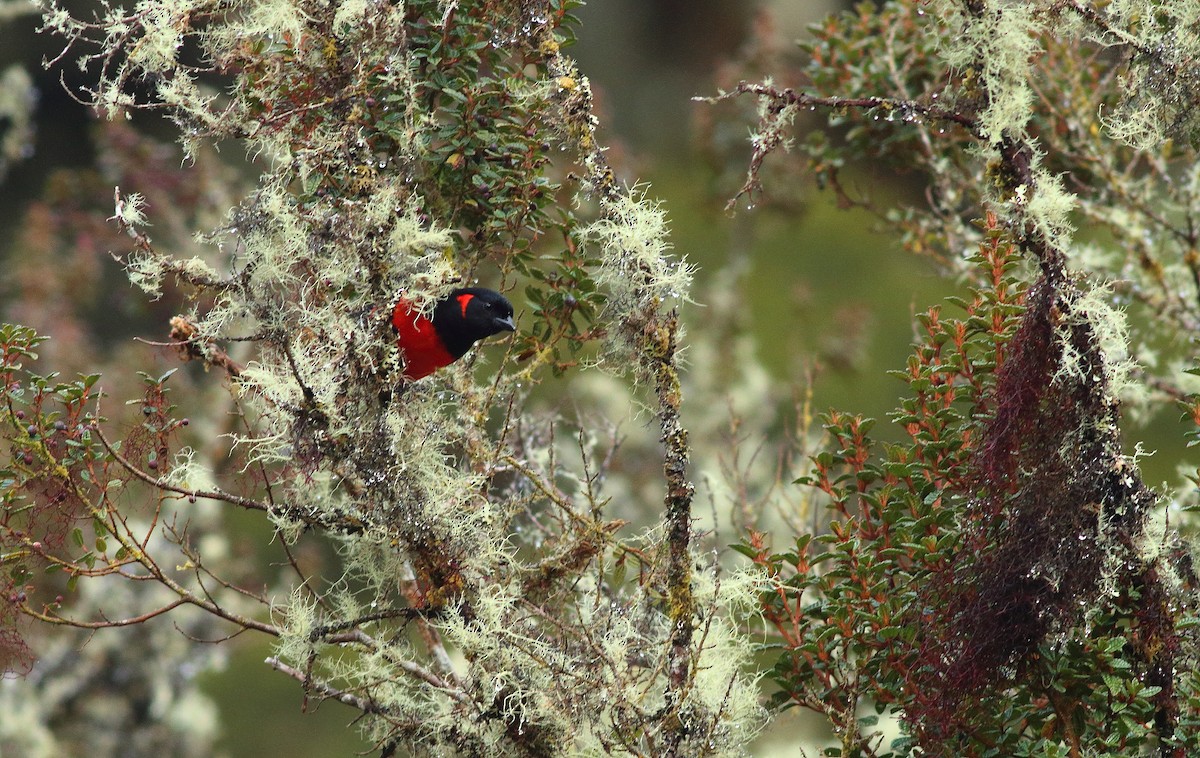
[{"xmin": 0, "ymin": 1, "xmax": 1190, "ymax": 755}]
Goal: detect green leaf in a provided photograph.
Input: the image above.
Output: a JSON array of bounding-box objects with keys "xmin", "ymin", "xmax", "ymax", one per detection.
[{"xmin": 729, "ymin": 543, "xmax": 761, "ymax": 560}]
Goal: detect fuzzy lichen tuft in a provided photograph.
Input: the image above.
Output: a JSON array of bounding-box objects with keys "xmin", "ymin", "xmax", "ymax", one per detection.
[
  {"xmin": 1023, "ymin": 166, "xmax": 1078, "ymax": 252},
  {"xmin": 580, "ymin": 189, "xmax": 693, "ymax": 369},
  {"xmin": 1052, "ymin": 281, "xmax": 1137, "ymax": 402},
  {"xmin": 273, "ymin": 585, "xmax": 319, "ymax": 668},
  {"xmin": 939, "ymin": 0, "xmax": 1043, "ymax": 145},
  {"xmin": 1096, "ymin": 1, "xmax": 1200, "ymax": 150}
]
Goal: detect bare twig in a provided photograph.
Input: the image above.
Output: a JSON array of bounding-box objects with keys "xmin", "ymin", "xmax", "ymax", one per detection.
[{"xmin": 266, "ymin": 656, "xmax": 388, "ymax": 714}]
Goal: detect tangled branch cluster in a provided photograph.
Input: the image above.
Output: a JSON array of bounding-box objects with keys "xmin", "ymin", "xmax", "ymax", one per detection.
[{"xmin": 1, "ymin": 1, "xmax": 766, "ymax": 756}]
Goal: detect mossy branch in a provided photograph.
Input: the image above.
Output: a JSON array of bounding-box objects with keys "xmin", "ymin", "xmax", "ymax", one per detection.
[{"xmin": 642, "ymin": 313, "xmax": 697, "ymax": 757}]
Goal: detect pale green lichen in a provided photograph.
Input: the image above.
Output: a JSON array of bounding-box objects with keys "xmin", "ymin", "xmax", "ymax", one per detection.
[
  {"xmin": 1094, "ymin": 1, "xmax": 1200, "ymax": 150},
  {"xmin": 162, "ymin": 447, "xmax": 214, "ymax": 491},
  {"xmin": 748, "ymin": 76, "xmax": 797, "ymax": 158},
  {"xmin": 432, "ymin": 582, "xmax": 571, "ymax": 747},
  {"xmin": 116, "ymin": 190, "xmax": 148, "ymax": 226},
  {"xmin": 208, "ymin": 0, "xmax": 313, "ymax": 55},
  {"xmin": 937, "ymin": 0, "xmax": 1043, "ymax": 145},
  {"xmin": 273, "ymin": 585, "xmax": 319, "ymax": 666},
  {"xmin": 125, "ymin": 6, "xmax": 183, "ymax": 72},
  {"xmin": 1023, "ymin": 166, "xmax": 1078, "ymax": 253},
  {"xmin": 125, "ymin": 257, "xmax": 167, "ymax": 299},
  {"xmin": 30, "ymin": 0, "xmax": 772, "ymax": 753},
  {"xmin": 155, "ymin": 75, "xmax": 224, "ymax": 158},
  {"xmin": 1052, "ymin": 281, "xmax": 1137, "ymax": 405},
  {"xmin": 95, "ymin": 80, "xmax": 139, "ymax": 120},
  {"xmin": 580, "ymin": 189, "xmax": 693, "ymax": 367},
  {"xmin": 331, "ymin": 0, "xmax": 372, "ymax": 36},
  {"xmin": 684, "ymin": 568, "xmax": 769, "ymax": 747}
]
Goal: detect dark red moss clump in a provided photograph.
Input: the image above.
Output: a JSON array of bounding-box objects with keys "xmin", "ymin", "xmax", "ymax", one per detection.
[{"xmin": 910, "ymin": 274, "xmax": 1155, "ymax": 739}]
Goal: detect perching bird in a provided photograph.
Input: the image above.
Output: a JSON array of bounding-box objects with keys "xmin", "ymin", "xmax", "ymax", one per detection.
[{"xmin": 392, "ymin": 287, "xmax": 516, "ymax": 380}]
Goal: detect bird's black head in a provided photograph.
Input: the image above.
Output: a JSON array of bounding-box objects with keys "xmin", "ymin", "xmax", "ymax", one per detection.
[{"xmin": 432, "ymin": 287, "xmax": 516, "ymax": 358}]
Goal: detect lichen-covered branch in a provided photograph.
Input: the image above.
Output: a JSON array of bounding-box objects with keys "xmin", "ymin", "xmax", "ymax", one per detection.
[
  {"xmin": 5, "ymin": 2, "xmax": 766, "ymax": 756},
  {"xmin": 706, "ymin": 0, "xmax": 1200, "ymax": 754}
]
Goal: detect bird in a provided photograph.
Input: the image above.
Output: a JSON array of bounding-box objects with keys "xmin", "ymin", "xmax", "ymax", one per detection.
[{"xmin": 392, "ymin": 287, "xmax": 516, "ymax": 380}]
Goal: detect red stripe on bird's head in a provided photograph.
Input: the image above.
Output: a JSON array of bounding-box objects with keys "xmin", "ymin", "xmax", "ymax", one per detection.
[{"xmin": 456, "ymin": 292, "xmax": 474, "ymax": 318}]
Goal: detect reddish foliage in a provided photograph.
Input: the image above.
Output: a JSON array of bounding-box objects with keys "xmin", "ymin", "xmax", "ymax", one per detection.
[{"xmin": 0, "ymin": 604, "xmax": 34, "ymax": 676}]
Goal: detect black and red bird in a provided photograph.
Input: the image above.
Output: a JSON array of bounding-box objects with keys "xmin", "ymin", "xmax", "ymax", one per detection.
[{"xmin": 392, "ymin": 287, "xmax": 516, "ymax": 380}]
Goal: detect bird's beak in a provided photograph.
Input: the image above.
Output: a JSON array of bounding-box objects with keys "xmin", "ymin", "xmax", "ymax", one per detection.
[{"xmin": 495, "ymin": 315, "xmax": 516, "ymax": 333}]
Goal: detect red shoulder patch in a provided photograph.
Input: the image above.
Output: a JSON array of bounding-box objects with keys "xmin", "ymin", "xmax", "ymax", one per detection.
[{"xmin": 392, "ymin": 299, "xmax": 455, "ymax": 380}]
